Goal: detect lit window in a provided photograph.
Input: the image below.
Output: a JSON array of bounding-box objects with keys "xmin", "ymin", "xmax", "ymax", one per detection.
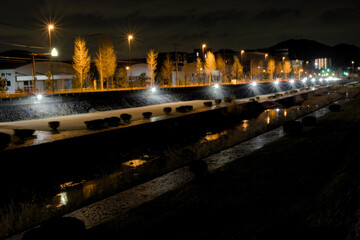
[{"xmin": 196, "ymin": 52, "xmax": 199, "ymax": 57}]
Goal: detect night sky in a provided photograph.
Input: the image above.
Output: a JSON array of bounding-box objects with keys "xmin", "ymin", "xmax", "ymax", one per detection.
[{"xmin": 0, "ymin": 0, "xmax": 359, "ymax": 60}]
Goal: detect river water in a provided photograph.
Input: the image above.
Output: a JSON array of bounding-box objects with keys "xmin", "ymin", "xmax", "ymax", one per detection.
[{"xmin": 4, "ymin": 97, "xmax": 348, "ymax": 239}]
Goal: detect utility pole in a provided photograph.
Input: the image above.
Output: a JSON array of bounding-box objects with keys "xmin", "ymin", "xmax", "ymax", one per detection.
[{"xmin": 173, "ymin": 44, "xmax": 179, "ymax": 86}]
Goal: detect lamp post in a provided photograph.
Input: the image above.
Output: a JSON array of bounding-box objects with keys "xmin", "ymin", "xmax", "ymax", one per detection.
[
  {"xmin": 30, "ymin": 48, "xmax": 58, "ymax": 93},
  {"xmin": 128, "ymin": 35, "xmax": 133, "ymax": 88},
  {"xmin": 48, "ymin": 24, "xmax": 55, "ymax": 92},
  {"xmin": 202, "ymin": 44, "xmax": 206, "ymax": 61}
]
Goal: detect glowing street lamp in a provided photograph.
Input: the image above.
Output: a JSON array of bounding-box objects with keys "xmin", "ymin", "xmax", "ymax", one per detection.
[
  {"xmin": 48, "ymin": 24, "xmax": 55, "ymax": 92},
  {"xmin": 202, "ymin": 44, "xmax": 206, "ymax": 60},
  {"xmin": 128, "ymin": 35, "xmax": 133, "ymax": 87}
]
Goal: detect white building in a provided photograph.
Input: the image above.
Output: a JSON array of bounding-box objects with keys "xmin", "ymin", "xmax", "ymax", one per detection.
[{"xmin": 0, "ymin": 61, "xmax": 75, "ymax": 92}]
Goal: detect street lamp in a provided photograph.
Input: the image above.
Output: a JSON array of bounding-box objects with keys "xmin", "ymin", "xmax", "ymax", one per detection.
[
  {"xmin": 48, "ymin": 24, "xmax": 55, "ymax": 92},
  {"xmin": 241, "ymin": 50, "xmax": 245, "ymax": 64},
  {"xmin": 128, "ymin": 35, "xmax": 133, "ymax": 87},
  {"xmin": 202, "ymin": 44, "xmax": 206, "ymax": 61}
]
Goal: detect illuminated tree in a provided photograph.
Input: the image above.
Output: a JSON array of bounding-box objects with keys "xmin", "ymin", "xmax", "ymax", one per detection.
[
  {"xmin": 267, "ymin": 58, "xmax": 276, "ymax": 80},
  {"xmin": 231, "ymin": 58, "xmax": 243, "ymax": 80},
  {"xmin": 216, "ymin": 53, "xmax": 225, "ymax": 83},
  {"xmin": 160, "ymin": 53, "xmax": 174, "ymax": 86},
  {"xmin": 115, "ymin": 67, "xmax": 127, "ymax": 88},
  {"xmin": 72, "ymin": 37, "xmax": 91, "ymax": 90},
  {"xmin": 95, "ymin": 37, "xmax": 117, "ymax": 90},
  {"xmin": 147, "ymin": 49, "xmax": 158, "ymax": 87},
  {"xmin": 283, "ymin": 60, "xmax": 292, "ymax": 80},
  {"xmin": 275, "ymin": 61, "xmax": 283, "ymax": 78},
  {"xmin": 205, "ymin": 51, "xmax": 216, "ymax": 85}
]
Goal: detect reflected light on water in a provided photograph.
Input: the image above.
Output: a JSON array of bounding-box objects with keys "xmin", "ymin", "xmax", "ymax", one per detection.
[
  {"xmin": 122, "ymin": 159, "xmax": 147, "ymax": 168},
  {"xmin": 202, "ymin": 130, "xmax": 229, "ymax": 142},
  {"xmin": 83, "ymin": 183, "xmax": 97, "ymax": 199}
]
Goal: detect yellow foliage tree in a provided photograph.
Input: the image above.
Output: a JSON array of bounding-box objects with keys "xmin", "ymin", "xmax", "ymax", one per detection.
[
  {"xmin": 160, "ymin": 53, "xmax": 174, "ymax": 86},
  {"xmin": 216, "ymin": 53, "xmax": 226, "ymax": 83},
  {"xmin": 147, "ymin": 49, "xmax": 158, "ymax": 87},
  {"xmin": 95, "ymin": 37, "xmax": 117, "ymax": 90},
  {"xmin": 72, "ymin": 37, "xmax": 91, "ymax": 90},
  {"xmin": 205, "ymin": 51, "xmax": 216, "ymax": 85},
  {"xmin": 267, "ymin": 58, "xmax": 276, "ymax": 80},
  {"xmin": 283, "ymin": 60, "xmax": 292, "ymax": 80}
]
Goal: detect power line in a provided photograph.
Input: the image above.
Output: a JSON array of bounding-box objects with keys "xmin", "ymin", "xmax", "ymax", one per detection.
[{"xmin": 0, "ymin": 41, "xmax": 46, "ymax": 49}]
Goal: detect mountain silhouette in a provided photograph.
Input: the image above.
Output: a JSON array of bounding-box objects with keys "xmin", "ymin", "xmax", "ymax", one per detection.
[{"xmin": 257, "ymin": 39, "xmax": 360, "ymax": 68}]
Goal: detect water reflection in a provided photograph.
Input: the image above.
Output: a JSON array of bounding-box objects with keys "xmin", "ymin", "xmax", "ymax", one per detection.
[{"xmin": 47, "ymin": 101, "xmax": 348, "ymax": 218}]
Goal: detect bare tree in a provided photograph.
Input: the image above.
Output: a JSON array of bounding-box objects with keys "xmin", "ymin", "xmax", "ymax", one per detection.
[
  {"xmin": 205, "ymin": 51, "xmax": 216, "ymax": 85},
  {"xmin": 216, "ymin": 53, "xmax": 226, "ymax": 83},
  {"xmin": 72, "ymin": 36, "xmax": 91, "ymax": 90},
  {"xmin": 160, "ymin": 53, "xmax": 174, "ymax": 86},
  {"xmin": 147, "ymin": 49, "xmax": 158, "ymax": 87},
  {"xmin": 232, "ymin": 58, "xmax": 243, "ymax": 80},
  {"xmin": 267, "ymin": 58, "xmax": 276, "ymax": 80}
]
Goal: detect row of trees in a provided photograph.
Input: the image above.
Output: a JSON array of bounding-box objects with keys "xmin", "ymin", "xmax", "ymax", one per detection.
[{"xmin": 71, "ymin": 36, "xmax": 298, "ymax": 90}]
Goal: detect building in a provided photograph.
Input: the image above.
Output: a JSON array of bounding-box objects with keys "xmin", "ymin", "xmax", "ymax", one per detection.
[
  {"xmin": 315, "ymin": 58, "xmax": 331, "ymax": 70},
  {"xmin": 0, "ymin": 61, "xmax": 75, "ymax": 93}
]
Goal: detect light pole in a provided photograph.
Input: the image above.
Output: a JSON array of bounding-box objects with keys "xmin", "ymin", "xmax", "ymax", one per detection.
[
  {"xmin": 48, "ymin": 24, "xmax": 55, "ymax": 92},
  {"xmin": 128, "ymin": 35, "xmax": 133, "ymax": 88},
  {"xmin": 202, "ymin": 44, "xmax": 206, "ymax": 61}
]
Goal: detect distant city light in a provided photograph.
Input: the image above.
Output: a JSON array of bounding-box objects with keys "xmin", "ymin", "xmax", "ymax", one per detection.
[
  {"xmin": 289, "ymin": 79, "xmax": 295, "ymax": 84},
  {"xmin": 214, "ymin": 84, "xmax": 219, "ymax": 89},
  {"xmin": 274, "ymin": 80, "xmax": 279, "ymax": 85},
  {"xmin": 251, "ymin": 81, "xmax": 257, "ymax": 87},
  {"xmin": 36, "ymin": 94, "xmax": 43, "ymax": 100},
  {"xmin": 151, "ymin": 87, "xmax": 157, "ymax": 93}
]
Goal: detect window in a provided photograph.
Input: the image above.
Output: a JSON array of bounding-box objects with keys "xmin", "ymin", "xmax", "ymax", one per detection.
[
  {"xmin": 196, "ymin": 52, "xmax": 199, "ymax": 57},
  {"xmin": 6, "ymin": 73, "xmax": 11, "ymax": 76},
  {"xmin": 6, "ymin": 81, "xmax": 11, "ymax": 86},
  {"xmin": 1, "ymin": 73, "xmax": 5, "ymax": 77}
]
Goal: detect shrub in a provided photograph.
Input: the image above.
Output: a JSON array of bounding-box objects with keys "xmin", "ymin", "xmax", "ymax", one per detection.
[
  {"xmin": 14, "ymin": 129, "xmax": 35, "ymax": 139},
  {"xmin": 203, "ymin": 101, "xmax": 212, "ymax": 107},
  {"xmin": 120, "ymin": 113, "xmax": 132, "ymax": 123},
  {"xmin": 249, "ymin": 98, "xmax": 256, "ymax": 102},
  {"xmin": 283, "ymin": 121, "xmax": 303, "ymax": 135},
  {"xmin": 142, "ymin": 112, "xmax": 152, "ymax": 119},
  {"xmin": 255, "ymin": 96, "xmax": 260, "ymax": 101},
  {"xmin": 0, "ymin": 132, "xmax": 11, "ymax": 150},
  {"xmin": 84, "ymin": 119, "xmax": 105, "ymax": 130},
  {"xmin": 188, "ymin": 160, "xmax": 208, "ymax": 177},
  {"xmin": 329, "ymin": 103, "xmax": 341, "ymax": 112},
  {"xmin": 163, "ymin": 107, "xmax": 172, "ymax": 115},
  {"xmin": 48, "ymin": 121, "xmax": 60, "ymax": 133},
  {"xmin": 302, "ymin": 116, "xmax": 317, "ymax": 126},
  {"xmin": 215, "ymin": 99, "xmax": 222, "ymax": 104},
  {"xmin": 104, "ymin": 117, "xmax": 120, "ymax": 127}
]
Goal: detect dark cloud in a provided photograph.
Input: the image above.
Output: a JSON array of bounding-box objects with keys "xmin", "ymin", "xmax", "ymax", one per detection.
[{"xmin": 0, "ymin": 0, "xmax": 359, "ymax": 59}]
